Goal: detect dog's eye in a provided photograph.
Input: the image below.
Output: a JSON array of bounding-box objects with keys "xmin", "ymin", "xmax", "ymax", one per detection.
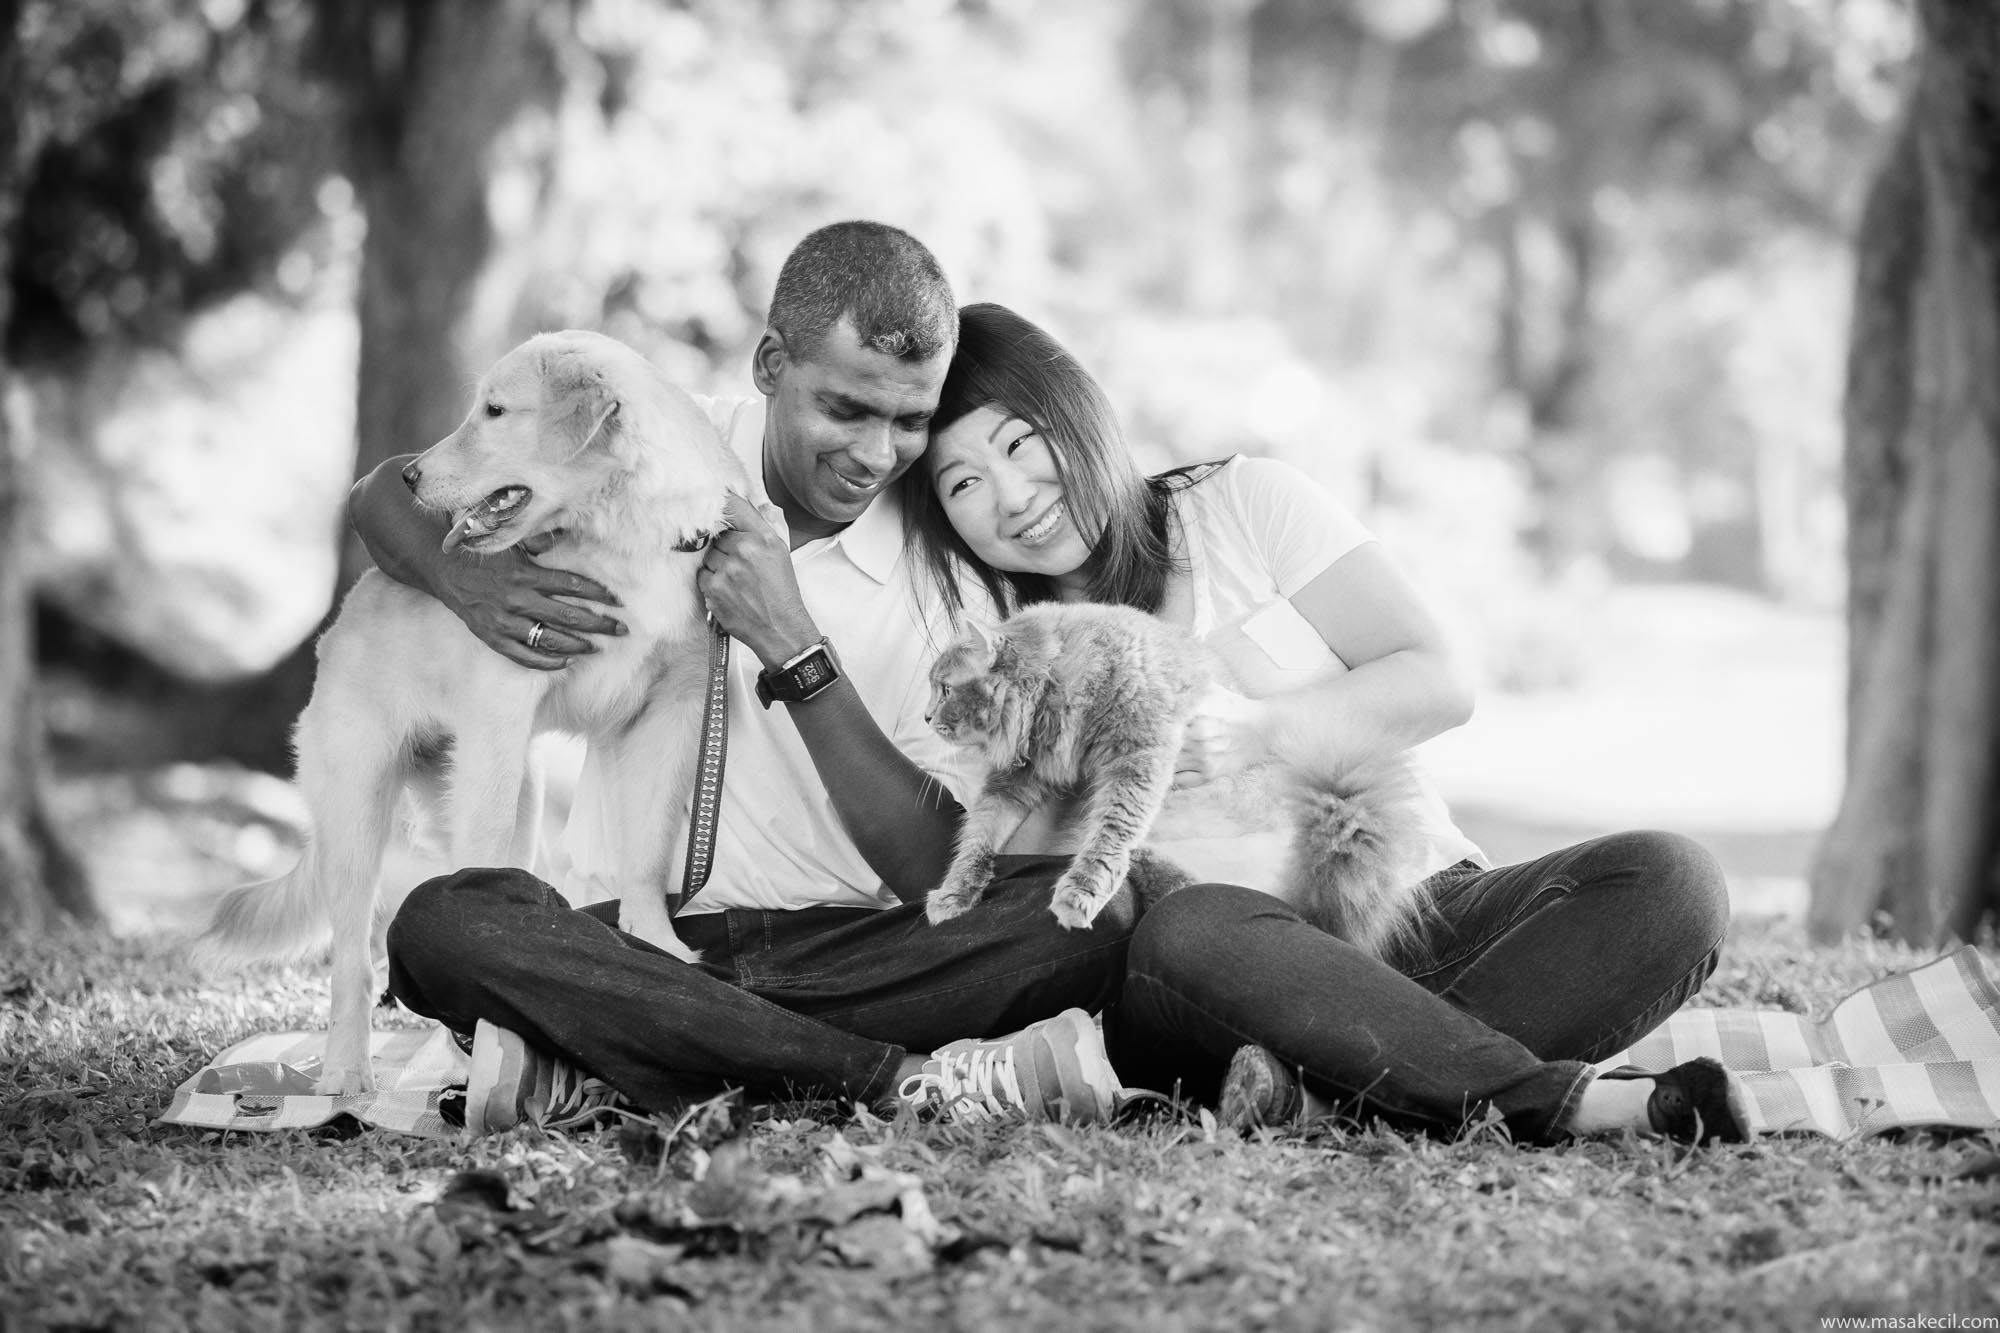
[{"xmin": 484, "ymin": 402, "xmax": 504, "ymax": 419}]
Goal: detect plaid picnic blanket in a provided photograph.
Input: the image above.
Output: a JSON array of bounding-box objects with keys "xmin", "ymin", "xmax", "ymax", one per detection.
[
  {"xmin": 1595, "ymin": 945, "xmax": 2000, "ymax": 1140},
  {"xmin": 161, "ymin": 948, "xmax": 2000, "ymax": 1143},
  {"xmin": 157, "ymin": 1026, "xmax": 467, "ymax": 1139}
]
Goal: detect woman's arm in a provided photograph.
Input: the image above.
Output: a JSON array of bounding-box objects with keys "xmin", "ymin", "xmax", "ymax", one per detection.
[
  {"xmin": 1179, "ymin": 542, "xmax": 1475, "ymax": 784},
  {"xmin": 347, "ymin": 454, "xmax": 626, "ymax": 670}
]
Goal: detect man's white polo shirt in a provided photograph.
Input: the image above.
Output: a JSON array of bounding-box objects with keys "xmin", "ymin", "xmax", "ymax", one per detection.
[{"xmin": 560, "ymin": 394, "xmax": 978, "ymax": 914}]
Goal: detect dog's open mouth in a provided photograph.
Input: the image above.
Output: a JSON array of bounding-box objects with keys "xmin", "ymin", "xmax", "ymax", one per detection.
[{"xmin": 441, "ymin": 486, "xmax": 533, "ymax": 553}]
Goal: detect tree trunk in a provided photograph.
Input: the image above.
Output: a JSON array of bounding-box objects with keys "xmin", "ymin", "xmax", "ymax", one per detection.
[
  {"xmin": 100, "ymin": 0, "xmax": 561, "ymax": 778},
  {"xmin": 1, "ymin": 0, "xmax": 93, "ymax": 933},
  {"xmin": 336, "ymin": 0, "xmax": 559, "ymax": 588},
  {"xmin": 1810, "ymin": 0, "xmax": 2000, "ymax": 945}
]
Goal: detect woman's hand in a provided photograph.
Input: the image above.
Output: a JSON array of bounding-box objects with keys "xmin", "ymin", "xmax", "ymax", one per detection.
[{"xmin": 1173, "ymin": 683, "xmax": 1272, "ymax": 789}]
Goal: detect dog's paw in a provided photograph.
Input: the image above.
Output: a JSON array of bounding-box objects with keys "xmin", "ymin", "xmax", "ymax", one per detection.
[
  {"xmin": 314, "ymin": 1064, "xmax": 374, "ymax": 1096},
  {"xmin": 1050, "ymin": 878, "xmax": 1108, "ymax": 931},
  {"xmin": 628, "ymin": 919, "xmax": 701, "ymax": 964}
]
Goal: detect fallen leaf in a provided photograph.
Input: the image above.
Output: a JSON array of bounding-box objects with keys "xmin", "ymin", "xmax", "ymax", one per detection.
[
  {"xmin": 827, "ymin": 1214, "xmax": 933, "ymax": 1277},
  {"xmin": 802, "ymin": 1174, "xmax": 905, "ymax": 1227},
  {"xmin": 1947, "ymin": 1151, "xmax": 2000, "ymax": 1182},
  {"xmin": 432, "ymin": 1169, "xmax": 565, "ymax": 1244},
  {"xmin": 601, "ymin": 1235, "xmax": 696, "ymax": 1297}
]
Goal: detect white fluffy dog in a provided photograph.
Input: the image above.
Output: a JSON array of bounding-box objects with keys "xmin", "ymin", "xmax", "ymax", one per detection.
[{"xmin": 202, "ymin": 330, "xmax": 743, "ymax": 1093}]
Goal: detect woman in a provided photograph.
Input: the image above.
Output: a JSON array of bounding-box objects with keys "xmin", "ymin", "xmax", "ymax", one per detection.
[{"xmin": 900, "ymin": 302, "xmax": 1745, "ymax": 1145}]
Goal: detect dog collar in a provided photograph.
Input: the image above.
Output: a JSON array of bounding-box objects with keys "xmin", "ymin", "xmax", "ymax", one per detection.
[{"xmin": 674, "ymin": 529, "xmax": 713, "ymax": 553}]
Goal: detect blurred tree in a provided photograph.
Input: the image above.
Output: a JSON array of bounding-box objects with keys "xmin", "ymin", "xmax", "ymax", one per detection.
[
  {"xmin": 1810, "ymin": 0, "xmax": 2000, "ymax": 945},
  {"xmin": 2, "ymin": 0, "xmax": 91, "ymax": 933},
  {"xmin": 7, "ymin": 0, "xmax": 343, "ymax": 780},
  {"xmin": 1128, "ymin": 0, "xmax": 1892, "ymax": 582},
  {"xmin": 315, "ymin": 0, "xmax": 562, "ymax": 585},
  {"xmin": 205, "ymin": 0, "xmax": 565, "ymax": 772}
]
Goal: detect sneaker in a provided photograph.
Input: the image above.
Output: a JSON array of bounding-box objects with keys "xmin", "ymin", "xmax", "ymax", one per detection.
[
  {"xmin": 464, "ymin": 1020, "xmax": 623, "ymax": 1135},
  {"xmin": 1218, "ymin": 1044, "xmax": 1304, "ymax": 1133},
  {"xmin": 897, "ymin": 1008, "xmax": 1122, "ymax": 1125},
  {"xmin": 1643, "ymin": 1057, "xmax": 1750, "ymax": 1145}
]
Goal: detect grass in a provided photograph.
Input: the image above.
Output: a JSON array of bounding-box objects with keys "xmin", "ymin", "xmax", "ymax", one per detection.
[{"xmin": 4, "ymin": 918, "xmax": 1998, "ymax": 1331}]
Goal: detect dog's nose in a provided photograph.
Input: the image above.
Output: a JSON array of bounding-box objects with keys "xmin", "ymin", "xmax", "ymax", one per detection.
[{"xmin": 401, "ymin": 460, "xmax": 422, "ymax": 491}]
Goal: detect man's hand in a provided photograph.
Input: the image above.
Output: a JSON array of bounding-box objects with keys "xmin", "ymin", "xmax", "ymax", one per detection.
[
  {"xmin": 698, "ymin": 492, "xmax": 822, "ymax": 666},
  {"xmin": 435, "ymin": 542, "xmax": 625, "ymax": 670},
  {"xmin": 1173, "ymin": 683, "xmax": 1272, "ymax": 789}
]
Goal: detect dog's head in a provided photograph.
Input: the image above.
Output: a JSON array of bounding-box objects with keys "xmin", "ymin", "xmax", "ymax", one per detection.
[{"xmin": 408, "ymin": 330, "xmax": 731, "ymax": 555}]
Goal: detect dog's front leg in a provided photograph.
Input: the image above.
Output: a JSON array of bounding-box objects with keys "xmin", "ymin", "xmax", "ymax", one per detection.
[
  {"xmin": 319, "ymin": 930, "xmax": 377, "ymax": 1094},
  {"xmin": 448, "ymin": 684, "xmax": 541, "ymax": 868},
  {"xmin": 595, "ymin": 694, "xmax": 705, "ymax": 963}
]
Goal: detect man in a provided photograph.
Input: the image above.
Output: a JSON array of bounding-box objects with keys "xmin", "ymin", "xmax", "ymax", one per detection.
[{"xmin": 349, "ymin": 221, "xmax": 1130, "ymax": 1132}]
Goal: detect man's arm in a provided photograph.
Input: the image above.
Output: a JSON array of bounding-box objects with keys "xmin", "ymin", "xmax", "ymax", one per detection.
[
  {"xmin": 348, "ymin": 454, "xmax": 627, "ymax": 670},
  {"xmin": 697, "ymin": 494, "xmax": 961, "ymax": 901},
  {"xmin": 772, "ymin": 675, "xmax": 964, "ymax": 902}
]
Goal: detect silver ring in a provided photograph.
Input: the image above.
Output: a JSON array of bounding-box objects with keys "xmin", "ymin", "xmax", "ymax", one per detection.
[{"xmin": 526, "ymin": 621, "xmax": 547, "ymax": 650}]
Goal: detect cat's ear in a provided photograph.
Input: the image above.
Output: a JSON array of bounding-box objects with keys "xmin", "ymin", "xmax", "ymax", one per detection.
[
  {"xmin": 961, "ymin": 620, "xmax": 996, "ymax": 661},
  {"xmin": 985, "ymin": 627, "xmax": 1018, "ymax": 675}
]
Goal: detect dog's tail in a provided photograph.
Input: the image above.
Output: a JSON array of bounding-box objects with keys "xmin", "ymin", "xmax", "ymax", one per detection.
[
  {"xmin": 1279, "ymin": 754, "xmax": 1438, "ymax": 965},
  {"xmin": 198, "ymin": 702, "xmax": 409, "ymax": 965}
]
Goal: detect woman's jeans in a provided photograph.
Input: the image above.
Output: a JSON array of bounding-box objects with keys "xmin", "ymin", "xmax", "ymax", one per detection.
[
  {"xmin": 1105, "ymin": 830, "xmax": 1731, "ymax": 1142},
  {"xmin": 386, "ymin": 854, "xmax": 1130, "ymax": 1111}
]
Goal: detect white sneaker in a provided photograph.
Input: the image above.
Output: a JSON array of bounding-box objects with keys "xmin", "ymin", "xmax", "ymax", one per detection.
[
  {"xmin": 464, "ymin": 1020, "xmax": 623, "ymax": 1135},
  {"xmin": 897, "ymin": 1008, "xmax": 1123, "ymax": 1125}
]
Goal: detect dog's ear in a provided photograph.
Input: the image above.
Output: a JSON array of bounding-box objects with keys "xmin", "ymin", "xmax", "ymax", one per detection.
[{"xmin": 542, "ymin": 350, "xmax": 620, "ymax": 459}]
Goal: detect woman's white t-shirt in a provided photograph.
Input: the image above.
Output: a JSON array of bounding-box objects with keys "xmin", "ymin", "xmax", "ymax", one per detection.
[{"xmin": 1148, "ymin": 455, "xmax": 1486, "ymax": 886}]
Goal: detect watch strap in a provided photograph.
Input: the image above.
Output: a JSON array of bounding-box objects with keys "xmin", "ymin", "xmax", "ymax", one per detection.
[{"xmin": 755, "ymin": 636, "xmax": 837, "ymax": 708}]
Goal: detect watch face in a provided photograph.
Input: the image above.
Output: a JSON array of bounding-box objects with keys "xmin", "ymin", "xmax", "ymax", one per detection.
[{"xmin": 795, "ymin": 654, "xmax": 833, "ymax": 691}]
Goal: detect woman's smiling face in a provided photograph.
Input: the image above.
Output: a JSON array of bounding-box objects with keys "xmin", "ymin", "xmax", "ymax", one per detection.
[{"xmin": 929, "ymin": 404, "xmax": 1095, "ymax": 588}]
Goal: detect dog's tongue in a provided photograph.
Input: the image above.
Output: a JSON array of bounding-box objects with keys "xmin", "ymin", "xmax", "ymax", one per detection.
[{"xmin": 440, "ymin": 486, "xmax": 530, "ymax": 554}]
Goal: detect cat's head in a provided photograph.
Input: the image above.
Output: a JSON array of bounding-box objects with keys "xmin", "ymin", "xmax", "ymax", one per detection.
[{"xmin": 926, "ymin": 621, "xmax": 1033, "ymax": 763}]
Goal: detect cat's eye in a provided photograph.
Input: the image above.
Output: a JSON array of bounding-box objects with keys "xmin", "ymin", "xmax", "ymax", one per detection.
[{"xmin": 484, "ymin": 402, "xmax": 504, "ymax": 418}]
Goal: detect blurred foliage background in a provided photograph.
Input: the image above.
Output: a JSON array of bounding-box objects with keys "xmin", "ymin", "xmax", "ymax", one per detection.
[{"xmin": 1, "ymin": 0, "xmax": 1917, "ymax": 927}]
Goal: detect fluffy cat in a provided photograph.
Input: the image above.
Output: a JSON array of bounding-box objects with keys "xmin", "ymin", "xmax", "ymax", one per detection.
[{"xmin": 923, "ymin": 601, "xmax": 1438, "ymax": 962}]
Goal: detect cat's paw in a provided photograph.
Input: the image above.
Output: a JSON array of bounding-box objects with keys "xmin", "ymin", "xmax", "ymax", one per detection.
[
  {"xmin": 1050, "ymin": 876, "xmax": 1111, "ymax": 931},
  {"xmin": 926, "ymin": 884, "xmax": 979, "ymax": 925}
]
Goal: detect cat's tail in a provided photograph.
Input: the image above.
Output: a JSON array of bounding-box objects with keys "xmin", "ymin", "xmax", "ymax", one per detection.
[{"xmin": 1279, "ymin": 754, "xmax": 1438, "ymax": 966}]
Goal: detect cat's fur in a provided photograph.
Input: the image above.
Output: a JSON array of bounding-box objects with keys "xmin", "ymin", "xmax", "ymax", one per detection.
[{"xmin": 923, "ymin": 601, "xmax": 1437, "ymax": 961}]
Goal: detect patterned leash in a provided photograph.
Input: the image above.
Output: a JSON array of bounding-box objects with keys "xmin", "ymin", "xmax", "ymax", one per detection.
[{"xmin": 672, "ymin": 616, "xmax": 731, "ymax": 916}]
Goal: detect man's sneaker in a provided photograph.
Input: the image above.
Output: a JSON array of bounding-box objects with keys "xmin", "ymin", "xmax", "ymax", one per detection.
[
  {"xmin": 464, "ymin": 1020, "xmax": 623, "ymax": 1135},
  {"xmin": 897, "ymin": 1008, "xmax": 1122, "ymax": 1125},
  {"xmin": 1218, "ymin": 1044, "xmax": 1305, "ymax": 1133}
]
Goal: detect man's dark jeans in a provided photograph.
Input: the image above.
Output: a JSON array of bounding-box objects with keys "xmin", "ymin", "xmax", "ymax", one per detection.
[
  {"xmin": 386, "ymin": 853, "xmax": 1130, "ymax": 1110},
  {"xmin": 1106, "ymin": 830, "xmax": 1731, "ymax": 1141}
]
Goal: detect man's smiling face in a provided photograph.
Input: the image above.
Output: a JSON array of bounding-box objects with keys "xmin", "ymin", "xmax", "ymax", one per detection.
[{"xmin": 754, "ymin": 315, "xmax": 949, "ymax": 542}]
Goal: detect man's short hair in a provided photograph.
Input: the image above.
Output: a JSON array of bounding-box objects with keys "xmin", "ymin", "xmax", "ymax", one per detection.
[{"xmin": 768, "ymin": 221, "xmax": 956, "ymax": 364}]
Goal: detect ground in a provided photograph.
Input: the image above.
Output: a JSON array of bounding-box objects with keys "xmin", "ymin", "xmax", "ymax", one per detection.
[
  {"xmin": 6, "ymin": 584, "xmax": 1996, "ymax": 1329},
  {"xmin": 3, "ymin": 921, "xmax": 1995, "ymax": 1330}
]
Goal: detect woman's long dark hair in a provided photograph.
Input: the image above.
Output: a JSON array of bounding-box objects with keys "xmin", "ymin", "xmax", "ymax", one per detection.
[{"xmin": 902, "ymin": 302, "xmax": 1213, "ymax": 622}]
